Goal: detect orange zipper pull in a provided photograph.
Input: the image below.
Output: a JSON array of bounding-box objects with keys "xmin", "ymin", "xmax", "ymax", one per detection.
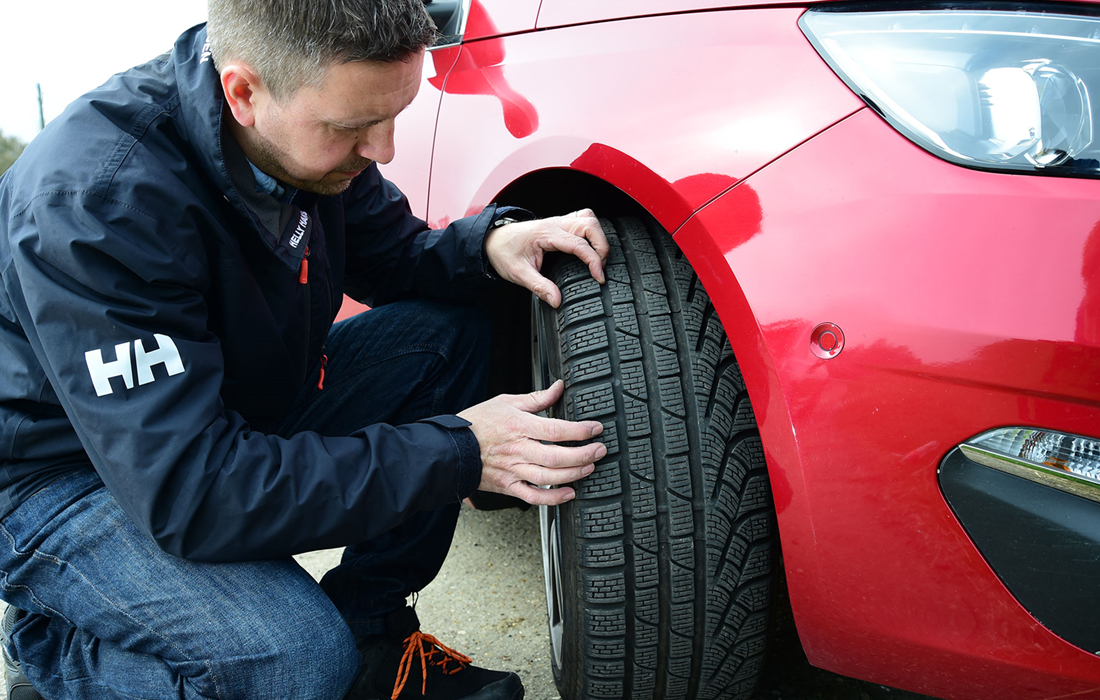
[
  {"xmin": 299, "ymin": 246, "xmax": 310, "ymax": 284},
  {"xmin": 318, "ymin": 353, "xmax": 328, "ymax": 390}
]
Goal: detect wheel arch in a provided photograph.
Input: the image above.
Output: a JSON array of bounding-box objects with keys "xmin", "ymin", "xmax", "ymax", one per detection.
[{"xmin": 463, "ymin": 140, "xmax": 704, "ymax": 233}]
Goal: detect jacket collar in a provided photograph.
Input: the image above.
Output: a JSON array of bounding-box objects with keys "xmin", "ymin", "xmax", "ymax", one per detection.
[{"xmin": 171, "ymin": 25, "xmax": 312, "ymax": 268}]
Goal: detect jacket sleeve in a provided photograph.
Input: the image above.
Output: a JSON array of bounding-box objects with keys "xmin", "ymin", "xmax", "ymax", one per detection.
[
  {"xmin": 4, "ymin": 189, "xmax": 482, "ymax": 561},
  {"xmin": 339, "ymin": 164, "xmax": 506, "ymax": 306}
]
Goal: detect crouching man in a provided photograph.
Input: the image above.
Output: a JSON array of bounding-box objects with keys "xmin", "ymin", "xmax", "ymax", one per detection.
[{"xmin": 0, "ymin": 0, "xmax": 608, "ymax": 698}]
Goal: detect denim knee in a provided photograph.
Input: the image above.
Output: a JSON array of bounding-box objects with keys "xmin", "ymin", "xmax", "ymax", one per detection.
[
  {"xmin": 369, "ymin": 299, "xmax": 490, "ymax": 360},
  {"xmin": 434, "ymin": 301, "xmax": 491, "ymax": 362},
  {"xmin": 11, "ymin": 607, "xmax": 360, "ymax": 700},
  {"xmin": 206, "ymin": 615, "xmax": 360, "ymax": 700},
  {"xmin": 289, "ymin": 629, "xmax": 361, "ymax": 700},
  {"xmin": 338, "ymin": 299, "xmax": 491, "ymax": 409}
]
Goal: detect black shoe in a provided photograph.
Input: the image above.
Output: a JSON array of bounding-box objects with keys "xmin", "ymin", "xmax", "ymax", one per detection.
[
  {"xmin": 345, "ymin": 607, "xmax": 523, "ymax": 700},
  {"xmin": 2, "ymin": 606, "xmax": 44, "ymax": 700}
]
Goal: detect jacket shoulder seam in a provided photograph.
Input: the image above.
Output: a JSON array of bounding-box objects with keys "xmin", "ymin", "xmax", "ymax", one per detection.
[
  {"xmin": 9, "ymin": 189, "xmax": 157, "ymax": 224},
  {"xmin": 92, "ymin": 97, "xmax": 182, "ymax": 199}
]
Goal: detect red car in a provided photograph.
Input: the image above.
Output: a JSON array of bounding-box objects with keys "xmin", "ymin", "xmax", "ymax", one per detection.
[{"xmin": 376, "ymin": 1, "xmax": 1100, "ymax": 698}]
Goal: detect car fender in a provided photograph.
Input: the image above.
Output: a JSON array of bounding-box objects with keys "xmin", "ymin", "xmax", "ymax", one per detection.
[{"xmin": 422, "ymin": 7, "xmax": 863, "ymax": 229}]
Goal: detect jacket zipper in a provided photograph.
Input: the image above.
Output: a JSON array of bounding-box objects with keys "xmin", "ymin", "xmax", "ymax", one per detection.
[
  {"xmin": 299, "ymin": 246, "xmax": 329, "ymax": 390},
  {"xmin": 299, "ymin": 246, "xmax": 314, "ymax": 390},
  {"xmin": 298, "ymin": 246, "xmax": 310, "ymax": 284}
]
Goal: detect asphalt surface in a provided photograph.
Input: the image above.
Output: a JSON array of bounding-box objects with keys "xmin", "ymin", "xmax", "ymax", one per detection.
[{"xmin": 1, "ymin": 504, "xmax": 940, "ymax": 700}]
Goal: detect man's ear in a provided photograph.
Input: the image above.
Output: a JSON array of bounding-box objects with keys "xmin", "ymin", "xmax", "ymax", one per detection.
[{"xmin": 221, "ymin": 63, "xmax": 265, "ymax": 128}]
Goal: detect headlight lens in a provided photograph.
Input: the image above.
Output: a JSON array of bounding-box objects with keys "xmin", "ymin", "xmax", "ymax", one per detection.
[{"xmin": 800, "ymin": 5, "xmax": 1100, "ymax": 178}]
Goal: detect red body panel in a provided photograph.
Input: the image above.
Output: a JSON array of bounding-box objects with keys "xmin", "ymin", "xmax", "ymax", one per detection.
[
  {"xmin": 538, "ymin": 0, "xmax": 822, "ymax": 29},
  {"xmin": 381, "ymin": 1, "xmax": 1100, "ymax": 697},
  {"xmin": 426, "ymin": 8, "xmax": 862, "ymax": 230},
  {"xmin": 677, "ymin": 108, "xmax": 1100, "ymax": 699},
  {"xmin": 537, "ymin": 0, "xmax": 1100, "ymax": 28}
]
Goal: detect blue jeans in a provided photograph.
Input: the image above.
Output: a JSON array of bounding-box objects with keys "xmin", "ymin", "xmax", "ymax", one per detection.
[{"xmin": 0, "ymin": 300, "xmax": 491, "ymax": 699}]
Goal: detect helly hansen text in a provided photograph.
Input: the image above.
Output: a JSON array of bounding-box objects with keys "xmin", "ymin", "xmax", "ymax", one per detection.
[
  {"xmin": 85, "ymin": 335, "xmax": 185, "ymax": 396},
  {"xmin": 289, "ymin": 211, "xmax": 308, "ymax": 248}
]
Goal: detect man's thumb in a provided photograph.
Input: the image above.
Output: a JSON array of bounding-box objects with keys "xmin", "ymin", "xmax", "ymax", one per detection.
[
  {"xmin": 520, "ymin": 379, "xmax": 565, "ymax": 413},
  {"xmin": 524, "ymin": 271, "xmax": 562, "ymax": 308}
]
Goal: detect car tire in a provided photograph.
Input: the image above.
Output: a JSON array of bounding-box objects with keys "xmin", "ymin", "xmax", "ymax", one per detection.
[{"xmin": 535, "ymin": 216, "xmax": 777, "ymax": 700}]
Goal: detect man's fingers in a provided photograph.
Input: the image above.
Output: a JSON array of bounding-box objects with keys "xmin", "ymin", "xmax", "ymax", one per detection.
[
  {"xmin": 512, "ymin": 461, "xmax": 596, "ymax": 488},
  {"xmin": 512, "ymin": 379, "xmax": 565, "ymax": 414},
  {"xmin": 509, "ymin": 384, "xmax": 603, "ymax": 443},
  {"xmin": 527, "ymin": 436, "xmax": 606, "ymax": 470},
  {"xmin": 528, "ymin": 414, "xmax": 604, "ymax": 444},
  {"xmin": 589, "ymin": 230, "xmax": 610, "ymax": 262},
  {"xmin": 562, "ymin": 209, "xmax": 610, "ymax": 260},
  {"xmin": 552, "ymin": 230, "xmax": 606, "ymax": 284},
  {"xmin": 511, "ymin": 263, "xmax": 562, "ymax": 307},
  {"xmin": 573, "ymin": 210, "xmax": 610, "ymax": 263},
  {"xmin": 509, "ymin": 483, "xmax": 576, "ymax": 506}
]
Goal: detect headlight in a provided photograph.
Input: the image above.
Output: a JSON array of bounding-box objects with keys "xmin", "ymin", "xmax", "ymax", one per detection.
[{"xmin": 800, "ymin": 5, "xmax": 1100, "ymax": 178}]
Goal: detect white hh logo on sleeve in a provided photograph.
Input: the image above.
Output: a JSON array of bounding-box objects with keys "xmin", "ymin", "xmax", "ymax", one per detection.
[{"xmin": 85, "ymin": 334, "xmax": 185, "ymax": 397}]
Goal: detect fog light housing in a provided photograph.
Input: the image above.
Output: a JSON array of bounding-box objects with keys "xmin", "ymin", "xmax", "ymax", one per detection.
[{"xmin": 959, "ymin": 428, "xmax": 1100, "ymax": 503}]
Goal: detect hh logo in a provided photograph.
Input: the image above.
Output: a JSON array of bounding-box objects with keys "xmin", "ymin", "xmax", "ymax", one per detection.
[{"xmin": 85, "ymin": 334, "xmax": 185, "ymax": 397}]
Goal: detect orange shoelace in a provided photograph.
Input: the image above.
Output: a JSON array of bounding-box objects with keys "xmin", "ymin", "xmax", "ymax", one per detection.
[{"xmin": 391, "ymin": 630, "xmax": 472, "ymax": 699}]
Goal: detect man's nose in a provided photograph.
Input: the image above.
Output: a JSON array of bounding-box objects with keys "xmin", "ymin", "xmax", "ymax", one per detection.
[{"xmin": 356, "ymin": 124, "xmax": 396, "ymax": 165}]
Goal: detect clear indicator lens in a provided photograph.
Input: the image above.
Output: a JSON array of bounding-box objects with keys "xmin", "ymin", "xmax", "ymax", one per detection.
[
  {"xmin": 968, "ymin": 428, "xmax": 1100, "ymax": 484},
  {"xmin": 801, "ymin": 8, "xmax": 1100, "ymax": 177}
]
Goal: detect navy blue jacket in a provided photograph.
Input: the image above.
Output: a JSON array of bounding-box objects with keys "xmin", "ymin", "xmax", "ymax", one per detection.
[{"xmin": 0, "ymin": 25, "xmax": 500, "ymax": 561}]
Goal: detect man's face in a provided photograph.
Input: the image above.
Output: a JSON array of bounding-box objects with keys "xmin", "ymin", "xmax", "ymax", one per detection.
[{"xmin": 241, "ymin": 53, "xmax": 424, "ymax": 196}]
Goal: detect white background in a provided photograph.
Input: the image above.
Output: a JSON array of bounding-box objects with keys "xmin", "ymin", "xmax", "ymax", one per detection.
[{"xmin": 0, "ymin": 1, "xmax": 208, "ymax": 144}]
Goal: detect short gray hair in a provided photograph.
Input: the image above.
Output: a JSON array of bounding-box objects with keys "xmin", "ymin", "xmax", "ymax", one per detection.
[{"xmin": 207, "ymin": 0, "xmax": 438, "ymax": 100}]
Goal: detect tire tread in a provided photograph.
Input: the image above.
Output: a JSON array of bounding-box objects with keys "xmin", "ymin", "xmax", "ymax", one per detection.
[{"xmin": 548, "ymin": 217, "xmax": 775, "ymax": 700}]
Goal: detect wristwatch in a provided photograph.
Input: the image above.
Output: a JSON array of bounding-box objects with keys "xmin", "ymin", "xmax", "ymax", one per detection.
[{"xmin": 490, "ymin": 216, "xmax": 518, "ymax": 229}]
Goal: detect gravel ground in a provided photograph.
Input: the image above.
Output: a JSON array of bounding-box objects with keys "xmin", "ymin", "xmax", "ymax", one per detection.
[
  {"xmin": 295, "ymin": 504, "xmax": 558, "ymax": 698},
  {"xmin": 299, "ymin": 504, "xmax": 938, "ymax": 700},
  {"xmin": 1, "ymin": 503, "xmax": 939, "ymax": 700}
]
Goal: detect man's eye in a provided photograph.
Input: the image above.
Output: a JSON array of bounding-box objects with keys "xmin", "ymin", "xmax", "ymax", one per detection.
[{"xmin": 326, "ymin": 123, "xmax": 357, "ymax": 134}]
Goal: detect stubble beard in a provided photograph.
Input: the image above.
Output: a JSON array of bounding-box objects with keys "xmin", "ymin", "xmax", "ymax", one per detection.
[{"xmin": 248, "ymin": 131, "xmax": 372, "ymax": 197}]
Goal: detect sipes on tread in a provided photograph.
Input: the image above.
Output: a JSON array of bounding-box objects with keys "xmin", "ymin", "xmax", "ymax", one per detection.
[{"xmin": 539, "ymin": 216, "xmax": 777, "ymax": 700}]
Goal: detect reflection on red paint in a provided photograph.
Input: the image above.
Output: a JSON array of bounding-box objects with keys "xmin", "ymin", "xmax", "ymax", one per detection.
[
  {"xmin": 428, "ymin": 1, "xmax": 538, "ymax": 139},
  {"xmin": 570, "ymin": 143, "xmax": 703, "ymax": 227},
  {"xmin": 672, "ymin": 172, "xmax": 738, "ymax": 213},
  {"xmin": 701, "ymin": 180, "xmax": 761, "ymax": 250}
]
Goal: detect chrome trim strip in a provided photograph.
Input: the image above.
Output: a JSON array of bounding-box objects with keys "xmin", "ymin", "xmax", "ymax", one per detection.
[
  {"xmin": 958, "ymin": 443, "xmax": 1100, "ymax": 504},
  {"xmin": 456, "ymin": 0, "xmax": 472, "ymax": 40}
]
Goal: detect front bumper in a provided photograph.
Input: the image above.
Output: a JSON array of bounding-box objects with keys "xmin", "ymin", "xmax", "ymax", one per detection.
[
  {"xmin": 675, "ymin": 105, "xmax": 1100, "ymax": 699},
  {"xmin": 940, "ymin": 443, "xmax": 1100, "ymax": 654}
]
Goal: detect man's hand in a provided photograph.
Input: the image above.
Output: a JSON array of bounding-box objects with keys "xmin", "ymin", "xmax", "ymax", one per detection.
[
  {"xmin": 485, "ymin": 209, "xmax": 609, "ymax": 308},
  {"xmin": 459, "ymin": 380, "xmax": 606, "ymax": 506}
]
